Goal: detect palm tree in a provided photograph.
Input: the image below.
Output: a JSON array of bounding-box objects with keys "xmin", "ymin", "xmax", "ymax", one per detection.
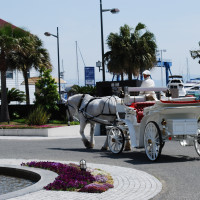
[
  {"xmin": 69, "ymin": 85, "xmax": 96, "ymax": 96},
  {"xmin": 130, "ymin": 23, "xmax": 157, "ymax": 79},
  {"xmin": 190, "ymin": 42, "xmax": 200, "ymax": 63},
  {"xmin": 0, "ymin": 25, "xmax": 25, "ymax": 122},
  {"xmin": 105, "ymin": 24, "xmax": 132, "ymax": 81},
  {"xmin": 105, "ymin": 23, "xmax": 157, "ymax": 80},
  {"xmin": 0, "ymin": 88, "xmax": 26, "ymax": 104},
  {"xmin": 9, "ymin": 34, "xmax": 52, "ymax": 105}
]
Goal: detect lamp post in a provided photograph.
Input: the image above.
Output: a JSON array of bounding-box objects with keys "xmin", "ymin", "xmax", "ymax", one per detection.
[
  {"xmin": 157, "ymin": 49, "xmax": 167, "ymax": 86},
  {"xmin": 44, "ymin": 27, "xmax": 61, "ymax": 99},
  {"xmin": 100, "ymin": 0, "xmax": 119, "ymax": 82},
  {"xmin": 80, "ymin": 159, "xmax": 87, "ymax": 171}
]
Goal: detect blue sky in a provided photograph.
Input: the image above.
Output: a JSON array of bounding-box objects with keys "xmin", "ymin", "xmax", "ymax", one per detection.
[{"xmin": 1, "ymin": 0, "xmax": 200, "ymax": 86}]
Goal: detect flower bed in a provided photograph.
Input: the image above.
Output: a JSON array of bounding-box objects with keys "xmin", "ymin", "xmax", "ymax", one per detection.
[
  {"xmin": 21, "ymin": 161, "xmax": 114, "ymax": 193},
  {"xmin": 0, "ymin": 125, "xmax": 62, "ymax": 129}
]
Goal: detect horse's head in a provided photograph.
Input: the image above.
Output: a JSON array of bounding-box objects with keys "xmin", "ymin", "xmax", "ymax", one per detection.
[{"xmin": 65, "ymin": 94, "xmax": 84, "ymax": 125}]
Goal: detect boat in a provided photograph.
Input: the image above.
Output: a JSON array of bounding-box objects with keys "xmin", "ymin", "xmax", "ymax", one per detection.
[
  {"xmin": 185, "ymin": 83, "xmax": 200, "ymax": 97},
  {"xmin": 167, "ymin": 75, "xmax": 186, "ymax": 97}
]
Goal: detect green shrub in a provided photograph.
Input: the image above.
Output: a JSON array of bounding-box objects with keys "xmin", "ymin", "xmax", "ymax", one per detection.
[
  {"xmin": 69, "ymin": 85, "xmax": 96, "ymax": 96},
  {"xmin": 13, "ymin": 119, "xmax": 26, "ymax": 123},
  {"xmin": 27, "ymin": 105, "xmax": 51, "ymax": 125},
  {"xmin": 48, "ymin": 120, "xmax": 66, "ymax": 124},
  {"xmin": 70, "ymin": 121, "xmax": 80, "ymax": 125}
]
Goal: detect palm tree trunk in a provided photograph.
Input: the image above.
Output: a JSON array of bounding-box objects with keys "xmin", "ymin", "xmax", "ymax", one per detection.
[
  {"xmin": 128, "ymin": 65, "xmax": 133, "ymax": 80},
  {"xmin": 0, "ymin": 58, "xmax": 10, "ymax": 122},
  {"xmin": 23, "ymin": 70, "xmax": 30, "ymax": 105},
  {"xmin": 120, "ymin": 73, "xmax": 124, "ymax": 81}
]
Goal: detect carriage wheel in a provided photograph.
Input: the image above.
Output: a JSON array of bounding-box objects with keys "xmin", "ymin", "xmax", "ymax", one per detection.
[
  {"xmin": 194, "ymin": 133, "xmax": 200, "ymax": 156},
  {"xmin": 108, "ymin": 127, "xmax": 125, "ymax": 154},
  {"xmin": 144, "ymin": 121, "xmax": 163, "ymax": 161}
]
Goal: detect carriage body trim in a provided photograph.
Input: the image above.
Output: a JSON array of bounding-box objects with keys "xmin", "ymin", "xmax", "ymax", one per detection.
[{"xmin": 166, "ymin": 119, "xmax": 197, "ymax": 135}]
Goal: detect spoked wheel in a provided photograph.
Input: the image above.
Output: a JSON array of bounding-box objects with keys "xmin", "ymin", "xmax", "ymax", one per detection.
[
  {"xmin": 194, "ymin": 133, "xmax": 200, "ymax": 156},
  {"xmin": 144, "ymin": 121, "xmax": 163, "ymax": 161},
  {"xmin": 108, "ymin": 127, "xmax": 125, "ymax": 154}
]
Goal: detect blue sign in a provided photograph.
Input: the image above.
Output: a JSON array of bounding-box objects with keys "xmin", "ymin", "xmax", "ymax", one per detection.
[{"xmin": 85, "ymin": 67, "xmax": 95, "ymax": 86}]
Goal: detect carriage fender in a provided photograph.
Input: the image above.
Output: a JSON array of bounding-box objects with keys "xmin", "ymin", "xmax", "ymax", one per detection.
[
  {"xmin": 121, "ymin": 119, "xmax": 137, "ymax": 147},
  {"xmin": 138, "ymin": 113, "xmax": 160, "ymax": 147}
]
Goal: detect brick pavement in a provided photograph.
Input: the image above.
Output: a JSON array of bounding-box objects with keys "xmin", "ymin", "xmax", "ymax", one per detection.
[{"xmin": 0, "ymin": 159, "xmax": 162, "ymax": 200}]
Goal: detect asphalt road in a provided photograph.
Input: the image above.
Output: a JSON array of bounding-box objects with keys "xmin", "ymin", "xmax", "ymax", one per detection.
[{"xmin": 0, "ymin": 136, "xmax": 200, "ymax": 200}]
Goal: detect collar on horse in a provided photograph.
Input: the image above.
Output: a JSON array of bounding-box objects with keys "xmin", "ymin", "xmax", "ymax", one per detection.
[{"xmin": 78, "ymin": 94, "xmax": 86, "ymax": 111}]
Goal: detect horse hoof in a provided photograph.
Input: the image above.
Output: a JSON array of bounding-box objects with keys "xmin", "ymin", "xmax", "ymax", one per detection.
[
  {"xmin": 84, "ymin": 141, "xmax": 94, "ymax": 149},
  {"xmin": 86, "ymin": 146, "xmax": 93, "ymax": 149},
  {"xmin": 87, "ymin": 143, "xmax": 94, "ymax": 149},
  {"xmin": 124, "ymin": 148, "xmax": 131, "ymax": 151},
  {"xmin": 83, "ymin": 140, "xmax": 90, "ymax": 148},
  {"xmin": 101, "ymin": 147, "xmax": 108, "ymax": 151}
]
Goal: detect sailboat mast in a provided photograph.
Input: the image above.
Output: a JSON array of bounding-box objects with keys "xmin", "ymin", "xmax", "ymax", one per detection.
[
  {"xmin": 75, "ymin": 41, "xmax": 80, "ymax": 85},
  {"xmin": 186, "ymin": 57, "xmax": 190, "ymax": 82}
]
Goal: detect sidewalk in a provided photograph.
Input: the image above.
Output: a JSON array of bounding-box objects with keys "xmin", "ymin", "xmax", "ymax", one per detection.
[{"xmin": 0, "ymin": 159, "xmax": 162, "ymax": 200}]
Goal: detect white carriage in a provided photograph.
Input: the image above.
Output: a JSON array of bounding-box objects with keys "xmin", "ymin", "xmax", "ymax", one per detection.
[{"xmin": 107, "ymin": 87, "xmax": 200, "ymax": 161}]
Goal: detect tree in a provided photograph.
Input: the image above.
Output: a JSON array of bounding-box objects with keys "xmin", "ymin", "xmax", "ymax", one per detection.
[
  {"xmin": 9, "ymin": 34, "xmax": 52, "ymax": 105},
  {"xmin": 130, "ymin": 23, "xmax": 157, "ymax": 79},
  {"xmin": 0, "ymin": 25, "xmax": 26, "ymax": 122},
  {"xmin": 105, "ymin": 23, "xmax": 157, "ymax": 80},
  {"xmin": 34, "ymin": 67, "xmax": 59, "ymax": 112},
  {"xmin": 0, "ymin": 88, "xmax": 26, "ymax": 104},
  {"xmin": 69, "ymin": 85, "xmax": 96, "ymax": 96},
  {"xmin": 105, "ymin": 24, "xmax": 132, "ymax": 81}
]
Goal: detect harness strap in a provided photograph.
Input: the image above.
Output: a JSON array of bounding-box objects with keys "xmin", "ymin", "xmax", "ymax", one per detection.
[
  {"xmin": 80, "ymin": 96, "xmax": 117, "ymax": 123},
  {"xmin": 82, "ymin": 97, "xmax": 101, "ymax": 113},
  {"xmin": 77, "ymin": 94, "xmax": 85, "ymax": 110}
]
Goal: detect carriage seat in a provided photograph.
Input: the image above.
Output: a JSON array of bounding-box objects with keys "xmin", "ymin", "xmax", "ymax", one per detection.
[{"xmin": 129, "ymin": 101, "xmax": 155, "ymax": 123}]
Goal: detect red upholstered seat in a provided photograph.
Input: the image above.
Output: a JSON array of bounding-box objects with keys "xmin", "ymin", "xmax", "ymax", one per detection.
[{"xmin": 129, "ymin": 101, "xmax": 155, "ymax": 123}]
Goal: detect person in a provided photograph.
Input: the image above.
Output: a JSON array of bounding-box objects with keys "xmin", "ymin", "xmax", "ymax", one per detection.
[{"xmin": 139, "ymin": 70, "xmax": 157, "ymax": 101}]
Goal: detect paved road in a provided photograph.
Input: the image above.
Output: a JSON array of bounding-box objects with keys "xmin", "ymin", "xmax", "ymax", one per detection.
[{"xmin": 0, "ymin": 136, "xmax": 200, "ymax": 199}]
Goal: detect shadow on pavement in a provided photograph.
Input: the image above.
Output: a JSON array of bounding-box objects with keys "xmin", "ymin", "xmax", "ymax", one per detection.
[{"xmin": 47, "ymin": 147, "xmax": 200, "ymax": 165}]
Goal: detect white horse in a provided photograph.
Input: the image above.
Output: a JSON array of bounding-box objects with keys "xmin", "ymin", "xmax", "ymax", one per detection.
[{"xmin": 66, "ymin": 94, "xmax": 118, "ymax": 149}]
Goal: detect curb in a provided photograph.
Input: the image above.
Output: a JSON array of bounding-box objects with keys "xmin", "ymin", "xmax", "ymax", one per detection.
[
  {"xmin": 0, "ymin": 125, "xmax": 91, "ymax": 137},
  {"xmin": 0, "ymin": 164, "xmax": 57, "ymax": 200}
]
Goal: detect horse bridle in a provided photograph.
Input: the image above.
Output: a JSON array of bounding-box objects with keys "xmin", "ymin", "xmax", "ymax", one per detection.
[
  {"xmin": 65, "ymin": 94, "xmax": 86, "ymax": 123},
  {"xmin": 65, "ymin": 101, "xmax": 76, "ymax": 123}
]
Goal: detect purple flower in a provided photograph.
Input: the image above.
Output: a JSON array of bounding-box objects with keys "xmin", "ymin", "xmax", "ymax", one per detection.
[
  {"xmin": 21, "ymin": 161, "xmax": 113, "ymax": 193},
  {"xmin": 95, "ymin": 175, "xmax": 108, "ymax": 183}
]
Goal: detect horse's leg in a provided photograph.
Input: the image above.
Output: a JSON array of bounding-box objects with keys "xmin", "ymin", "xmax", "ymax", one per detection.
[
  {"xmin": 101, "ymin": 134, "xmax": 109, "ymax": 151},
  {"xmin": 88, "ymin": 123, "xmax": 95, "ymax": 148},
  {"xmin": 101, "ymin": 126, "xmax": 109, "ymax": 151},
  {"xmin": 80, "ymin": 121, "xmax": 90, "ymax": 148},
  {"xmin": 124, "ymin": 132, "xmax": 131, "ymax": 151}
]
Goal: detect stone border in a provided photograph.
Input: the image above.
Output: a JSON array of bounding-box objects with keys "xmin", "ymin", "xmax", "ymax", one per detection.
[
  {"xmin": 0, "ymin": 165, "xmax": 57, "ymax": 200},
  {"xmin": 0, "ymin": 125, "xmax": 90, "ymax": 137}
]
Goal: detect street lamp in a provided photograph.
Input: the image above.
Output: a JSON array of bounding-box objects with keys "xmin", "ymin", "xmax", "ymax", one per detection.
[
  {"xmin": 157, "ymin": 49, "xmax": 167, "ymax": 86},
  {"xmin": 100, "ymin": 0, "xmax": 119, "ymax": 82},
  {"xmin": 44, "ymin": 27, "xmax": 61, "ymax": 99},
  {"xmin": 80, "ymin": 159, "xmax": 87, "ymax": 171}
]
